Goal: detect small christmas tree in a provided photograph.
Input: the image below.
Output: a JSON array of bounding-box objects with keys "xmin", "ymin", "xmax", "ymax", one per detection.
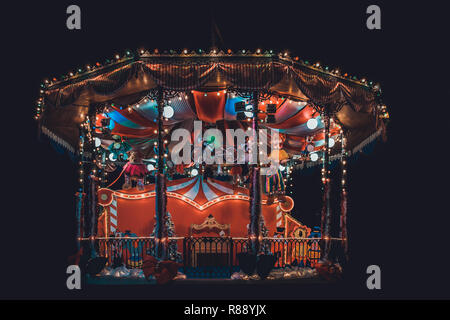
[
  {"xmin": 260, "ymin": 215, "xmax": 270, "ymax": 254},
  {"xmin": 150, "ymin": 212, "xmax": 182, "ymax": 262}
]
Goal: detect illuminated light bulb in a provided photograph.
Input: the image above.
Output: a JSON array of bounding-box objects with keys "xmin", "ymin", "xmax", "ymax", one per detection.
[
  {"xmin": 310, "ymin": 153, "xmax": 319, "ymax": 162},
  {"xmin": 279, "ymin": 165, "xmax": 286, "ymax": 171},
  {"xmin": 307, "ymin": 144, "xmax": 315, "ymax": 152},
  {"xmin": 94, "ymin": 137, "xmax": 101, "ymax": 148},
  {"xmin": 191, "ymin": 169, "xmax": 198, "ymax": 177},
  {"xmin": 109, "ymin": 153, "xmax": 117, "ymax": 161},
  {"xmin": 307, "ymin": 118, "xmax": 318, "ymax": 130},
  {"xmin": 328, "ymin": 138, "xmax": 335, "ymax": 148},
  {"xmin": 147, "ymin": 164, "xmax": 155, "ymax": 171},
  {"xmin": 163, "ymin": 105, "xmax": 174, "ymax": 118}
]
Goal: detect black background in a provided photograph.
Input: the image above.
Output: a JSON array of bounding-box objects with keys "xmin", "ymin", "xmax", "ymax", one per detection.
[{"xmin": 0, "ymin": 1, "xmax": 447, "ymax": 299}]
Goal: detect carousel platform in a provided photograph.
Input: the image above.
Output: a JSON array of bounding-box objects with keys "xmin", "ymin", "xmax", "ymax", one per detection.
[{"xmin": 86, "ymin": 275, "xmax": 328, "ymax": 286}]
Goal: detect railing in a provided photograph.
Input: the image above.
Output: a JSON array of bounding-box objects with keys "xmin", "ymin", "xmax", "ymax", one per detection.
[{"xmin": 92, "ymin": 236, "xmax": 331, "ymax": 278}]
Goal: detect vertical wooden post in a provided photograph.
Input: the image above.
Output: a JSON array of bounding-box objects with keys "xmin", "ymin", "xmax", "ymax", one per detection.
[
  {"xmin": 88, "ymin": 111, "xmax": 99, "ymax": 258},
  {"xmin": 321, "ymin": 111, "xmax": 332, "ymax": 261},
  {"xmin": 76, "ymin": 127, "xmax": 85, "ymax": 250},
  {"xmin": 154, "ymin": 89, "xmax": 167, "ymax": 260},
  {"xmin": 339, "ymin": 131, "xmax": 349, "ymax": 261},
  {"xmin": 88, "ymin": 169, "xmax": 98, "ymax": 257},
  {"xmin": 75, "ymin": 190, "xmax": 84, "ymax": 249},
  {"xmin": 248, "ymin": 91, "xmax": 261, "ymax": 256}
]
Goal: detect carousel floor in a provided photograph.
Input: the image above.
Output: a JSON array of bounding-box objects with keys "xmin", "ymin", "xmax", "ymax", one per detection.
[{"xmin": 86, "ymin": 275, "xmax": 329, "ymax": 286}]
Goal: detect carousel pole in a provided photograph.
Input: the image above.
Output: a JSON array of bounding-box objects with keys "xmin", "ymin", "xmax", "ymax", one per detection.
[
  {"xmin": 339, "ymin": 130, "xmax": 349, "ymax": 261},
  {"xmin": 249, "ymin": 91, "xmax": 261, "ymax": 256},
  {"xmin": 154, "ymin": 88, "xmax": 168, "ymax": 260},
  {"xmin": 76, "ymin": 127, "xmax": 86, "ymax": 250},
  {"xmin": 320, "ymin": 110, "xmax": 332, "ymax": 261},
  {"xmin": 87, "ymin": 109, "xmax": 99, "ymax": 258}
]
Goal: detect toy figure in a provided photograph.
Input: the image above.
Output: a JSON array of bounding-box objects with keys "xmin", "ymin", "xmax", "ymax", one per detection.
[{"xmin": 122, "ymin": 149, "xmax": 148, "ymax": 191}]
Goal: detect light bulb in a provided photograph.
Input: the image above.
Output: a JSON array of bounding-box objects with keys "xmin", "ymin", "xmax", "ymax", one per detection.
[{"xmin": 307, "ymin": 118, "xmax": 318, "ymax": 130}]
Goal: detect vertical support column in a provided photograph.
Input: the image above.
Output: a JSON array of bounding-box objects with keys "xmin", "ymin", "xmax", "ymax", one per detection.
[
  {"xmin": 249, "ymin": 91, "xmax": 261, "ymax": 256},
  {"xmin": 320, "ymin": 111, "xmax": 332, "ymax": 261},
  {"xmin": 76, "ymin": 127, "xmax": 86, "ymax": 250},
  {"xmin": 339, "ymin": 131, "xmax": 348, "ymax": 261},
  {"xmin": 87, "ymin": 111, "xmax": 99, "ymax": 258},
  {"xmin": 154, "ymin": 89, "xmax": 168, "ymax": 260},
  {"xmin": 88, "ymin": 167, "xmax": 98, "ymax": 258},
  {"xmin": 75, "ymin": 191, "xmax": 84, "ymax": 249}
]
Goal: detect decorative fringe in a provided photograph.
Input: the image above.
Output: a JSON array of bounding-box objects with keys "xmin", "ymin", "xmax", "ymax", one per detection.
[
  {"xmin": 305, "ymin": 154, "xmax": 341, "ymax": 169},
  {"xmin": 41, "ymin": 125, "xmax": 76, "ymax": 154},
  {"xmin": 291, "ymin": 129, "xmax": 383, "ymax": 171},
  {"xmin": 351, "ymin": 128, "xmax": 382, "ymax": 154}
]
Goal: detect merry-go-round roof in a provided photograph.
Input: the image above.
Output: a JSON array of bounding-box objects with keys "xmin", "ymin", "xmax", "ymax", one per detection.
[{"xmin": 36, "ymin": 49, "xmax": 388, "ymax": 163}]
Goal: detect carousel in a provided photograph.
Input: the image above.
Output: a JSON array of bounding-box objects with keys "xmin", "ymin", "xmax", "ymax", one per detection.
[{"xmin": 36, "ymin": 49, "xmax": 388, "ymax": 282}]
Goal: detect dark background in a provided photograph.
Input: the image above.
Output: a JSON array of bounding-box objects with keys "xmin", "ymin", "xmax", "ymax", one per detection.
[{"xmin": 0, "ymin": 1, "xmax": 447, "ymax": 299}]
